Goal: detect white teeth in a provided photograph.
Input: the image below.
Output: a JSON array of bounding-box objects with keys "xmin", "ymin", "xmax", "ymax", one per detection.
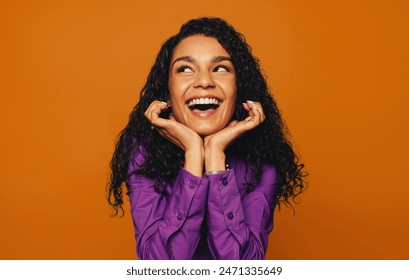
[{"xmin": 187, "ymin": 98, "xmax": 221, "ymax": 107}]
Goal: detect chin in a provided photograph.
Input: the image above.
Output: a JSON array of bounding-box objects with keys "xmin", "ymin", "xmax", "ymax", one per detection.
[{"xmin": 191, "ymin": 125, "xmax": 223, "ymax": 137}]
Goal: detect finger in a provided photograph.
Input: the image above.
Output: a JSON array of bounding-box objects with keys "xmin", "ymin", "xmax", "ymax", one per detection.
[
  {"xmin": 246, "ymin": 100, "xmax": 260, "ymax": 119},
  {"xmin": 243, "ymin": 101, "xmax": 256, "ymax": 122},
  {"xmin": 145, "ymin": 101, "xmax": 160, "ymax": 116},
  {"xmin": 242, "ymin": 102, "xmax": 255, "ymax": 120},
  {"xmin": 241, "ymin": 103, "xmax": 254, "ymax": 122},
  {"xmin": 151, "ymin": 114, "xmax": 171, "ymax": 129},
  {"xmin": 242, "ymin": 102, "xmax": 250, "ymax": 112},
  {"xmin": 246, "ymin": 100, "xmax": 258, "ymax": 112},
  {"xmin": 244, "ymin": 115, "xmax": 254, "ymax": 122},
  {"xmin": 152, "ymin": 114, "xmax": 178, "ymax": 132},
  {"xmin": 228, "ymin": 120, "xmax": 238, "ymax": 127},
  {"xmin": 145, "ymin": 101, "xmax": 168, "ymax": 119},
  {"xmin": 251, "ymin": 101, "xmax": 265, "ymax": 122},
  {"xmin": 250, "ymin": 101, "xmax": 265, "ymax": 119},
  {"xmin": 145, "ymin": 101, "xmax": 169, "ymax": 126},
  {"xmin": 246, "ymin": 100, "xmax": 265, "ymax": 124}
]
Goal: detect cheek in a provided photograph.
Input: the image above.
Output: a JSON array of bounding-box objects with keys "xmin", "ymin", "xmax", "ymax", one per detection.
[
  {"xmin": 227, "ymin": 90, "xmax": 237, "ymax": 119},
  {"xmin": 219, "ymin": 77, "xmax": 236, "ymax": 96},
  {"xmin": 169, "ymin": 81, "xmax": 191, "ymax": 104},
  {"xmin": 227, "ymin": 99, "xmax": 237, "ymax": 119},
  {"xmin": 226, "ymin": 83, "xmax": 237, "ymax": 107}
]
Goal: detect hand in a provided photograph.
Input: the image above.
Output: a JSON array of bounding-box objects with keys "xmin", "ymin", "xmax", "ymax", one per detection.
[
  {"xmin": 145, "ymin": 101, "xmax": 203, "ymax": 151},
  {"xmin": 204, "ymin": 100, "xmax": 265, "ymax": 172},
  {"xmin": 144, "ymin": 100, "xmax": 204, "ymax": 176}
]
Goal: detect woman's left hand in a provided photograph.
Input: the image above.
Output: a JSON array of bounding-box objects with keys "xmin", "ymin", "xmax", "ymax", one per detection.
[{"xmin": 203, "ymin": 100, "xmax": 265, "ymax": 171}]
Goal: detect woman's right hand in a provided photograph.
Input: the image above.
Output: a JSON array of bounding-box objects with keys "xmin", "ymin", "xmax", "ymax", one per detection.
[{"xmin": 144, "ymin": 101, "xmax": 204, "ymax": 176}]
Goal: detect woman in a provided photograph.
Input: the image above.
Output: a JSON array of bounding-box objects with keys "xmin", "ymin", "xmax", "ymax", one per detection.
[{"xmin": 107, "ymin": 17, "xmax": 306, "ymax": 260}]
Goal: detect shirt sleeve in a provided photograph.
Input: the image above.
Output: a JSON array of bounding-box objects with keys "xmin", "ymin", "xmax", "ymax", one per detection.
[
  {"xmin": 126, "ymin": 147, "xmax": 209, "ymax": 260},
  {"xmin": 205, "ymin": 164, "xmax": 278, "ymax": 259}
]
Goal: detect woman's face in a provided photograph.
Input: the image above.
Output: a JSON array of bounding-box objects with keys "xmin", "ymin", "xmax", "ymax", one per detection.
[{"xmin": 168, "ymin": 35, "xmax": 237, "ymax": 136}]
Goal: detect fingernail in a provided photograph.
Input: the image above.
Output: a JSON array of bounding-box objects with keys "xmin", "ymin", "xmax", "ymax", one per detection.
[
  {"xmin": 246, "ymin": 100, "xmax": 254, "ymax": 103},
  {"xmin": 161, "ymin": 101, "xmax": 168, "ymax": 105},
  {"xmin": 252, "ymin": 105, "xmax": 258, "ymax": 110}
]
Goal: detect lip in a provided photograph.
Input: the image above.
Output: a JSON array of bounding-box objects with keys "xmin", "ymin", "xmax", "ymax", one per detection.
[
  {"xmin": 185, "ymin": 94, "xmax": 222, "ymax": 118},
  {"xmin": 189, "ymin": 107, "xmax": 218, "ymax": 118}
]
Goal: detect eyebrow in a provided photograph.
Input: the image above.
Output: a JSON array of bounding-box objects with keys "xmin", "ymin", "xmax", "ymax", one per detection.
[{"xmin": 171, "ymin": 55, "xmax": 232, "ymax": 67}]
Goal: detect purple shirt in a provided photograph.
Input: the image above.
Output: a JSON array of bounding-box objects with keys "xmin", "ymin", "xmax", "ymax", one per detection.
[{"xmin": 126, "ymin": 146, "xmax": 278, "ymax": 259}]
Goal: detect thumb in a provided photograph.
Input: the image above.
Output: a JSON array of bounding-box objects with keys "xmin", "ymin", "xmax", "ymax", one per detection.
[{"xmin": 228, "ymin": 120, "xmax": 238, "ymax": 127}]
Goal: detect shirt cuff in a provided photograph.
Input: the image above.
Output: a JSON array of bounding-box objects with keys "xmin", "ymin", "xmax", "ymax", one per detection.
[
  {"xmin": 205, "ymin": 169, "xmax": 246, "ymax": 230},
  {"xmin": 162, "ymin": 168, "xmax": 209, "ymax": 230}
]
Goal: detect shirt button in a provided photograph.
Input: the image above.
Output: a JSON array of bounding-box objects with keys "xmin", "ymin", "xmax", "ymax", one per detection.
[
  {"xmin": 176, "ymin": 213, "xmax": 184, "ymax": 221},
  {"xmin": 221, "ymin": 177, "xmax": 228, "ymax": 186},
  {"xmin": 227, "ymin": 212, "xmax": 234, "ymax": 220},
  {"xmin": 188, "ymin": 181, "xmax": 196, "ymax": 189}
]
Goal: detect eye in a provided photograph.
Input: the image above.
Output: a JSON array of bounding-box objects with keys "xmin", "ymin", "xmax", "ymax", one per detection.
[
  {"xmin": 176, "ymin": 65, "xmax": 193, "ymax": 73},
  {"xmin": 214, "ymin": 64, "xmax": 230, "ymax": 72}
]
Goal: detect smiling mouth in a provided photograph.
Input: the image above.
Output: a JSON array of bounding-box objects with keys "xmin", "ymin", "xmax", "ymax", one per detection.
[{"xmin": 186, "ymin": 97, "xmax": 222, "ymax": 111}]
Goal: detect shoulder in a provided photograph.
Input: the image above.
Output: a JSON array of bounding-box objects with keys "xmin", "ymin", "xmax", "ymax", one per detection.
[{"xmin": 127, "ymin": 144, "xmax": 148, "ymax": 175}]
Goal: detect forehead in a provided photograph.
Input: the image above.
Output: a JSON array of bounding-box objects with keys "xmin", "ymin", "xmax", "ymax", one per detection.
[{"xmin": 171, "ymin": 35, "xmax": 230, "ymax": 60}]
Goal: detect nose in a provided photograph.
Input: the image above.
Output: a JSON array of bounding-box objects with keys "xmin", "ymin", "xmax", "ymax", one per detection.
[{"xmin": 193, "ymin": 71, "xmax": 215, "ymax": 88}]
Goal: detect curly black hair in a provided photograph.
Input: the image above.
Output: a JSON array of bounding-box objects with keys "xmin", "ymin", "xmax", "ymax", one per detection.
[{"xmin": 107, "ymin": 17, "xmax": 307, "ymax": 216}]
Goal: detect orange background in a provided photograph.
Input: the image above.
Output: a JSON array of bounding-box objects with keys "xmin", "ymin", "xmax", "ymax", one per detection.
[{"xmin": 1, "ymin": 0, "xmax": 408, "ymax": 259}]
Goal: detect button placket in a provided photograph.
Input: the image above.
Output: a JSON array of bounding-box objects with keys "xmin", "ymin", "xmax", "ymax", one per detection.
[
  {"xmin": 176, "ymin": 213, "xmax": 184, "ymax": 221},
  {"xmin": 227, "ymin": 212, "xmax": 234, "ymax": 220},
  {"xmin": 188, "ymin": 180, "xmax": 196, "ymax": 189}
]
